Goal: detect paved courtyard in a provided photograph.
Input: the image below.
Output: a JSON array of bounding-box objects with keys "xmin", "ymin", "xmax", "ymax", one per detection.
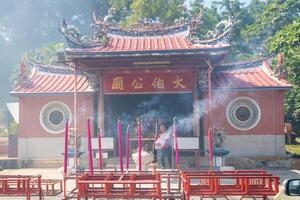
[{"xmin": 0, "ymin": 168, "xmax": 299, "ymax": 199}]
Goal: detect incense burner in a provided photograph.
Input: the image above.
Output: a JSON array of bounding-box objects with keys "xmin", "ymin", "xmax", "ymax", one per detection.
[{"xmin": 132, "ymin": 151, "xmax": 154, "ymax": 171}]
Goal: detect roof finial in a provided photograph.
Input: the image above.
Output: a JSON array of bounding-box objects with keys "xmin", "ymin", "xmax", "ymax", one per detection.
[{"xmin": 273, "ymin": 52, "xmax": 287, "ymax": 79}]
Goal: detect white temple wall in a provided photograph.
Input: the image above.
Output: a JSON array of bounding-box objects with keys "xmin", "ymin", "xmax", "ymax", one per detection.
[{"xmin": 204, "ymin": 135, "xmax": 286, "ymax": 157}]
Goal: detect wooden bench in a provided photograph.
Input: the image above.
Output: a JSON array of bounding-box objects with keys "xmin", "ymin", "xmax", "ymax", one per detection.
[
  {"xmin": 181, "ymin": 170, "xmax": 279, "ymax": 200},
  {"xmin": 77, "ymin": 172, "xmax": 162, "ymax": 199}
]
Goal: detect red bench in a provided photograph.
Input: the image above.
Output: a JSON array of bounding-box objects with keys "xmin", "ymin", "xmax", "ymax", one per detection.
[
  {"xmin": 38, "ymin": 179, "xmax": 63, "ymax": 196},
  {"xmin": 77, "ymin": 172, "xmax": 162, "ymax": 199},
  {"xmin": 181, "ymin": 170, "xmax": 279, "ymax": 200},
  {"xmin": 0, "ymin": 175, "xmax": 63, "ymax": 199},
  {"xmin": 0, "ymin": 175, "xmax": 42, "ymax": 200}
]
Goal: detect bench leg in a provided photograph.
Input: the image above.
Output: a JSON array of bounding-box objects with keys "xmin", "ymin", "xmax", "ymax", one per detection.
[{"xmin": 26, "ymin": 193, "xmax": 30, "ymax": 200}]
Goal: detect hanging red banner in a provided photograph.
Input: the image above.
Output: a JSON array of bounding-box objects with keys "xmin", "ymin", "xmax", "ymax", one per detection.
[{"xmin": 103, "ymin": 69, "xmax": 193, "ymax": 94}]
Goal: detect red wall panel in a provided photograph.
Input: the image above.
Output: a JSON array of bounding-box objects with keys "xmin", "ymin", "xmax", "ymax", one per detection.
[
  {"xmin": 202, "ymin": 90, "xmax": 286, "ymax": 135},
  {"xmin": 19, "ymin": 95, "xmax": 94, "ymax": 138}
]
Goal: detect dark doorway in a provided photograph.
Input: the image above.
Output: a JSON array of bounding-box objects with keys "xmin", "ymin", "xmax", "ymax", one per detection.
[{"xmin": 104, "ymin": 93, "xmax": 193, "ymax": 137}]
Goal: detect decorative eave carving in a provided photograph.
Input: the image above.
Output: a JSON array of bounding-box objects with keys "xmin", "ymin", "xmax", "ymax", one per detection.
[
  {"xmin": 189, "ymin": 17, "xmax": 235, "ymax": 45},
  {"xmin": 215, "ymin": 54, "xmax": 274, "ymax": 72},
  {"xmin": 106, "ymin": 22, "xmax": 188, "ymax": 37},
  {"xmin": 59, "ymin": 19, "xmax": 107, "ymax": 49},
  {"xmin": 60, "ymin": 12, "xmax": 235, "ymax": 49},
  {"xmin": 272, "ymin": 52, "xmax": 287, "ymax": 79},
  {"xmin": 92, "ymin": 10, "xmax": 188, "ymax": 37},
  {"xmin": 83, "ymin": 71, "xmax": 99, "ymax": 91},
  {"xmin": 215, "ymin": 53, "xmax": 288, "ymax": 79},
  {"xmin": 188, "ymin": 11, "xmax": 204, "ymax": 39}
]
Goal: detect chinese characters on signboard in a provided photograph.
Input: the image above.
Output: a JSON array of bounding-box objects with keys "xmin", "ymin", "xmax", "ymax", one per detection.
[{"xmin": 104, "ymin": 70, "xmax": 193, "ymax": 94}]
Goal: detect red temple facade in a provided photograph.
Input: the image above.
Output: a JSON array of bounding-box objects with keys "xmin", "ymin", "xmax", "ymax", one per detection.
[{"xmin": 11, "ymin": 19, "xmax": 291, "ymax": 162}]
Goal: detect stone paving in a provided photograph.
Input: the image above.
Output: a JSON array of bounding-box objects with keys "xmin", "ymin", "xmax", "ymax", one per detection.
[{"xmin": 0, "ymin": 168, "xmax": 299, "ymax": 199}]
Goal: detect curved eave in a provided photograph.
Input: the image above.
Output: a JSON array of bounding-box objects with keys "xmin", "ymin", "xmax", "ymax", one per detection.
[
  {"xmin": 191, "ymin": 27, "xmax": 232, "ymax": 45},
  {"xmin": 59, "ymin": 28, "xmax": 104, "ymax": 49},
  {"xmin": 65, "ymin": 46, "xmax": 231, "ymax": 59},
  {"xmin": 215, "ymin": 55, "xmax": 274, "ymax": 72}
]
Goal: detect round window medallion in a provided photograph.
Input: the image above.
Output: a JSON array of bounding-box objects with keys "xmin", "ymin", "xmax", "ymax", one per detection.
[
  {"xmin": 234, "ymin": 106, "xmax": 251, "ymax": 122},
  {"xmin": 226, "ymin": 97, "xmax": 261, "ymax": 131},
  {"xmin": 40, "ymin": 101, "xmax": 72, "ymax": 134}
]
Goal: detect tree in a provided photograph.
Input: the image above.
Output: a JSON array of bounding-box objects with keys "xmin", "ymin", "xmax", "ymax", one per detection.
[
  {"xmin": 244, "ymin": 0, "xmax": 300, "ymax": 52},
  {"xmin": 9, "ymin": 42, "xmax": 65, "ymax": 89},
  {"xmin": 128, "ymin": 0, "xmax": 185, "ymax": 25},
  {"xmin": 0, "ymin": 0, "xmax": 99, "ymax": 106},
  {"xmin": 104, "ymin": 0, "xmax": 185, "ymax": 26},
  {"xmin": 189, "ymin": 0, "xmax": 220, "ymax": 39},
  {"xmin": 244, "ymin": 0, "xmax": 300, "ymax": 131},
  {"xmin": 268, "ymin": 18, "xmax": 300, "ymax": 131},
  {"xmin": 96, "ymin": 0, "xmax": 110, "ymax": 17},
  {"xmin": 212, "ymin": 0, "xmax": 262, "ymax": 60}
]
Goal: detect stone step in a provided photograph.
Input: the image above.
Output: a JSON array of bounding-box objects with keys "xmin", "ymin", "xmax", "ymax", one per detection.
[{"xmin": 19, "ymin": 156, "xmax": 210, "ymax": 169}]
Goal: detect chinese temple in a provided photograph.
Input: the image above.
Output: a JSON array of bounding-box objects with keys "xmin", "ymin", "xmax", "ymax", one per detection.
[{"xmin": 10, "ymin": 16, "xmax": 291, "ymax": 164}]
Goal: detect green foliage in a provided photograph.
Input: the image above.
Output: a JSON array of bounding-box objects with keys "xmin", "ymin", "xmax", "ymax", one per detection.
[
  {"xmin": 189, "ymin": 0, "xmax": 220, "ymax": 39},
  {"xmin": 265, "ymin": 15, "xmax": 300, "ymax": 130},
  {"xmin": 9, "ymin": 42, "xmax": 65, "ymax": 89},
  {"xmin": 0, "ymin": 107, "xmax": 17, "ymax": 137},
  {"xmin": 0, "ymin": 0, "xmax": 99, "ymax": 108},
  {"xmin": 102, "ymin": 0, "xmax": 185, "ymax": 26},
  {"xmin": 1, "ymin": 0, "xmax": 299, "ymax": 132},
  {"xmin": 28, "ymin": 42, "xmax": 65, "ymax": 65},
  {"xmin": 108, "ymin": 0, "xmax": 132, "ymax": 23},
  {"xmin": 245, "ymin": 0, "xmax": 300, "ymax": 45},
  {"xmin": 268, "ymin": 18, "xmax": 300, "ymax": 53},
  {"xmin": 96, "ymin": 0, "xmax": 110, "ymax": 17},
  {"xmin": 241, "ymin": 0, "xmax": 300, "ymax": 130},
  {"xmin": 127, "ymin": 0, "xmax": 185, "ymax": 25}
]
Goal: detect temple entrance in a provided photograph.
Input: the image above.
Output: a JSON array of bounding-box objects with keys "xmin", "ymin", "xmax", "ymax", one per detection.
[
  {"xmin": 104, "ymin": 93, "xmax": 193, "ymax": 135},
  {"xmin": 104, "ymin": 93, "xmax": 193, "ymax": 152},
  {"xmin": 104, "ymin": 93, "xmax": 194, "ymax": 154},
  {"xmin": 100, "ymin": 69, "xmax": 198, "ymax": 155}
]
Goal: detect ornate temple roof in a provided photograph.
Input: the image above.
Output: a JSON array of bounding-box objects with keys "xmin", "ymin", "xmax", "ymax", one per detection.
[
  {"xmin": 11, "ymin": 55, "xmax": 290, "ymax": 96},
  {"xmin": 12, "ymin": 17, "xmax": 290, "ymax": 96},
  {"xmin": 213, "ymin": 66, "xmax": 290, "ymax": 90},
  {"xmin": 65, "ymin": 35, "xmax": 230, "ymax": 58},
  {"xmin": 212, "ymin": 57, "xmax": 291, "ymax": 90},
  {"xmin": 59, "ymin": 18, "xmax": 233, "ymax": 60},
  {"xmin": 10, "ymin": 65, "xmax": 94, "ymax": 96}
]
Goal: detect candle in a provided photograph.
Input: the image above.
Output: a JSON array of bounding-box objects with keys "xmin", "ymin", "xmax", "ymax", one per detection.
[
  {"xmin": 87, "ymin": 119, "xmax": 94, "ymax": 175},
  {"xmin": 173, "ymin": 117, "xmax": 179, "ymax": 166},
  {"xmin": 118, "ymin": 119, "xmax": 124, "ymax": 173},
  {"xmin": 63, "ymin": 120, "xmax": 68, "ymax": 200},
  {"xmin": 208, "ymin": 128, "xmax": 213, "ymax": 171},
  {"xmin": 137, "ymin": 118, "xmax": 142, "ymax": 173},
  {"xmin": 98, "ymin": 128, "xmax": 103, "ymax": 170},
  {"xmin": 63, "ymin": 120, "xmax": 69, "ymax": 174},
  {"xmin": 125, "ymin": 125, "xmax": 130, "ymax": 171}
]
